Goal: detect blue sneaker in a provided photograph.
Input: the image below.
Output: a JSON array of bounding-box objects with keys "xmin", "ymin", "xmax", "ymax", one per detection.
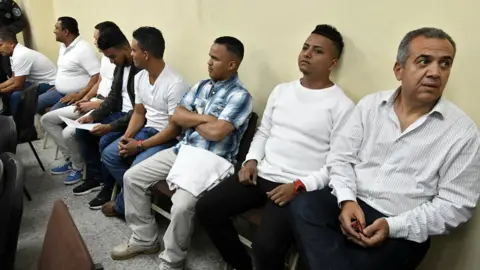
[
  {"xmin": 50, "ymin": 162, "xmax": 72, "ymax": 175},
  {"xmin": 64, "ymin": 170, "xmax": 83, "ymax": 185}
]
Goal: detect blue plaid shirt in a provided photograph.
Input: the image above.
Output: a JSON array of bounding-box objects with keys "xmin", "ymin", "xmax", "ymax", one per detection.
[{"xmin": 173, "ymin": 74, "xmax": 253, "ymax": 163}]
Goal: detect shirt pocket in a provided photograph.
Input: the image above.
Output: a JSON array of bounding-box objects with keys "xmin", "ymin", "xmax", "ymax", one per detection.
[{"xmin": 208, "ymin": 101, "xmax": 226, "ymax": 118}]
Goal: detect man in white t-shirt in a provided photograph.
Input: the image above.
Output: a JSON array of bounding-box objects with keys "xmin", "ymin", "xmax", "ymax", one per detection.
[
  {"xmin": 196, "ymin": 25, "xmax": 354, "ymax": 270},
  {"xmin": 41, "ymin": 21, "xmax": 119, "ymax": 185},
  {"xmin": 99, "ymin": 27, "xmax": 189, "ymax": 217},
  {"xmin": 37, "ymin": 16, "xmax": 100, "ymax": 114},
  {"xmin": 0, "ymin": 31, "xmax": 56, "ymax": 115},
  {"xmin": 71, "ymin": 26, "xmax": 141, "ymax": 204}
]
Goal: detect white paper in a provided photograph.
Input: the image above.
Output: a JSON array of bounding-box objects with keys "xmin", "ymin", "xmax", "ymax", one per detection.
[{"xmin": 59, "ymin": 115, "xmax": 99, "ymax": 131}]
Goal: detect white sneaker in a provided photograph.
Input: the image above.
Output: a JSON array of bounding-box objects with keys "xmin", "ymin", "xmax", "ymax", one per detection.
[{"xmin": 111, "ymin": 242, "xmax": 161, "ymax": 260}]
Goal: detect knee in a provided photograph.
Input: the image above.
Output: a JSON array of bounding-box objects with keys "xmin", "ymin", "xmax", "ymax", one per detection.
[
  {"xmin": 11, "ymin": 91, "xmax": 21, "ymax": 100},
  {"xmin": 123, "ymin": 167, "xmax": 137, "ymax": 190},
  {"xmin": 288, "ymin": 194, "xmax": 311, "ymax": 221},
  {"xmin": 61, "ymin": 126, "xmax": 75, "ymax": 141},
  {"xmin": 101, "ymin": 143, "xmax": 119, "ymax": 164},
  {"xmin": 195, "ymin": 195, "xmax": 215, "ymax": 221},
  {"xmin": 40, "ymin": 112, "xmax": 53, "ymax": 127},
  {"xmin": 171, "ymin": 197, "xmax": 196, "ymax": 218}
]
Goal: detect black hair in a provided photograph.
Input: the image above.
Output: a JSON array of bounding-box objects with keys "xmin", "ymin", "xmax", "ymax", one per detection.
[
  {"xmin": 214, "ymin": 36, "xmax": 244, "ymax": 61},
  {"xmin": 311, "ymin": 24, "xmax": 344, "ymax": 59},
  {"xmin": 57, "ymin": 16, "xmax": 79, "ymax": 36},
  {"xmin": 94, "ymin": 21, "xmax": 119, "ymax": 33},
  {"xmin": 132, "ymin": 27, "xmax": 165, "ymax": 59},
  {"xmin": 97, "ymin": 27, "xmax": 129, "ymax": 51},
  {"xmin": 0, "ymin": 30, "xmax": 17, "ymax": 43}
]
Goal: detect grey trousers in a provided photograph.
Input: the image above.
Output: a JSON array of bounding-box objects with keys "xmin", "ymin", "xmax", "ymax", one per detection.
[
  {"xmin": 40, "ymin": 105, "xmax": 84, "ymax": 170},
  {"xmin": 124, "ymin": 147, "xmax": 197, "ymax": 270}
]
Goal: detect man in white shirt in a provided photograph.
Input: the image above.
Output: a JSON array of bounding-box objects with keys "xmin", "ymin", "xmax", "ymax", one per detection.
[
  {"xmin": 41, "ymin": 21, "xmax": 118, "ymax": 185},
  {"xmin": 196, "ymin": 25, "xmax": 354, "ymax": 270},
  {"xmin": 99, "ymin": 26, "xmax": 189, "ymax": 217},
  {"xmin": 71, "ymin": 26, "xmax": 141, "ymax": 203},
  {"xmin": 289, "ymin": 27, "xmax": 480, "ymax": 270},
  {"xmin": 37, "ymin": 16, "xmax": 100, "ymax": 114},
  {"xmin": 0, "ymin": 31, "xmax": 56, "ymax": 115}
]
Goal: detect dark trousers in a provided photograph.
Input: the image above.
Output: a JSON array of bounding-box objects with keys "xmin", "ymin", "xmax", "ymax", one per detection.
[
  {"xmin": 289, "ymin": 188, "xmax": 430, "ymax": 270},
  {"xmin": 75, "ymin": 112, "xmax": 126, "ymax": 184},
  {"xmin": 196, "ymin": 175, "xmax": 294, "ymax": 270}
]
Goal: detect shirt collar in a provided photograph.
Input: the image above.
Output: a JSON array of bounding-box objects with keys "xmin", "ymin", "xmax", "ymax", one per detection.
[
  {"xmin": 64, "ymin": 36, "xmax": 81, "ymax": 50},
  {"xmin": 209, "ymin": 73, "xmax": 239, "ymax": 88},
  {"xmin": 12, "ymin": 43, "xmax": 24, "ymax": 57},
  {"xmin": 380, "ymin": 87, "xmax": 446, "ymax": 118}
]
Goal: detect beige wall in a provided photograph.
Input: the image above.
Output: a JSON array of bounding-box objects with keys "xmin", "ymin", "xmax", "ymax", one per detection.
[{"xmin": 22, "ymin": 0, "xmax": 480, "ymax": 269}]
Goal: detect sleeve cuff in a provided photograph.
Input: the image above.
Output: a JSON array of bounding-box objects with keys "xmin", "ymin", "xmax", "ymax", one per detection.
[
  {"xmin": 332, "ymin": 187, "xmax": 357, "ymax": 208},
  {"xmin": 243, "ymin": 153, "xmax": 262, "ymax": 167},
  {"xmin": 385, "ymin": 216, "xmax": 408, "ymax": 239}
]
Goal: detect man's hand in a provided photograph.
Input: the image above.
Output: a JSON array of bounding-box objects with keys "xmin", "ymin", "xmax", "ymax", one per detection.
[
  {"xmin": 60, "ymin": 93, "xmax": 81, "ymax": 105},
  {"xmin": 77, "ymin": 115, "xmax": 94, "ymax": 124},
  {"xmin": 267, "ymin": 183, "xmax": 296, "ymax": 207},
  {"xmin": 359, "ymin": 218, "xmax": 389, "ymax": 247},
  {"xmin": 238, "ymin": 160, "xmax": 258, "ymax": 185},
  {"xmin": 74, "ymin": 97, "xmax": 90, "ymax": 106},
  {"xmin": 76, "ymin": 101, "xmax": 96, "ymax": 114},
  {"xmin": 118, "ymin": 137, "xmax": 140, "ymax": 157},
  {"xmin": 339, "ymin": 201, "xmax": 366, "ymax": 241},
  {"xmin": 90, "ymin": 124, "xmax": 112, "ymax": 136}
]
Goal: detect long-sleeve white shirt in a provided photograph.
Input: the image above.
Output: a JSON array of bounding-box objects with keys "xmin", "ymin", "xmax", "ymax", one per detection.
[
  {"xmin": 328, "ymin": 89, "xmax": 480, "ymax": 243},
  {"xmin": 245, "ymin": 80, "xmax": 354, "ymax": 191}
]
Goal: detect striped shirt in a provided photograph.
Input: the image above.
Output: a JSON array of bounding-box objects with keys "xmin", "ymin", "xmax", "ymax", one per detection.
[
  {"xmin": 328, "ymin": 89, "xmax": 480, "ymax": 243},
  {"xmin": 174, "ymin": 74, "xmax": 253, "ymax": 163}
]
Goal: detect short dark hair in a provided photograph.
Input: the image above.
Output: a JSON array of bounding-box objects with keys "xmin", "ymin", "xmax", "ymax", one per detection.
[
  {"xmin": 97, "ymin": 27, "xmax": 129, "ymax": 51},
  {"xmin": 94, "ymin": 21, "xmax": 119, "ymax": 33},
  {"xmin": 311, "ymin": 24, "xmax": 344, "ymax": 59},
  {"xmin": 57, "ymin": 16, "xmax": 79, "ymax": 36},
  {"xmin": 214, "ymin": 36, "xmax": 244, "ymax": 61},
  {"xmin": 0, "ymin": 31, "xmax": 17, "ymax": 43},
  {"xmin": 397, "ymin": 27, "xmax": 456, "ymax": 67},
  {"xmin": 132, "ymin": 27, "xmax": 165, "ymax": 59}
]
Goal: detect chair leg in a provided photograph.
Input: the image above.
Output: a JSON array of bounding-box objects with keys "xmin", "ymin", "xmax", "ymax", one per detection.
[
  {"xmin": 23, "ymin": 186, "xmax": 32, "ymax": 201},
  {"xmin": 43, "ymin": 131, "xmax": 48, "ymax": 149},
  {"xmin": 55, "ymin": 146, "xmax": 59, "ymax": 160},
  {"xmin": 29, "ymin": 141, "xmax": 45, "ymax": 172},
  {"xmin": 110, "ymin": 183, "xmax": 118, "ymax": 201}
]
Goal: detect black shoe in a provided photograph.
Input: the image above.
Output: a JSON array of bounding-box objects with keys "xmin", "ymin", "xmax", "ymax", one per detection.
[
  {"xmin": 89, "ymin": 186, "xmax": 113, "ymax": 210},
  {"xmin": 73, "ymin": 180, "xmax": 101, "ymax": 196}
]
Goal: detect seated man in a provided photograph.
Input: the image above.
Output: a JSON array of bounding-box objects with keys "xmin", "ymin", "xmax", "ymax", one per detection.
[
  {"xmin": 41, "ymin": 21, "xmax": 118, "ymax": 184},
  {"xmin": 111, "ymin": 36, "xmax": 253, "ymax": 270},
  {"xmin": 196, "ymin": 25, "xmax": 354, "ymax": 270},
  {"xmin": 289, "ymin": 27, "xmax": 480, "ymax": 270},
  {"xmin": 37, "ymin": 16, "xmax": 100, "ymax": 114},
  {"xmin": 0, "ymin": 31, "xmax": 56, "ymax": 115},
  {"xmin": 98, "ymin": 27, "xmax": 189, "ymax": 215},
  {"xmin": 71, "ymin": 26, "xmax": 141, "ymax": 198}
]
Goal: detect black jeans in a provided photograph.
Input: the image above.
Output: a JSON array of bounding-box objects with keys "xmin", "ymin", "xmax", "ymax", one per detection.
[
  {"xmin": 289, "ymin": 188, "xmax": 430, "ymax": 270},
  {"xmin": 196, "ymin": 175, "xmax": 294, "ymax": 270}
]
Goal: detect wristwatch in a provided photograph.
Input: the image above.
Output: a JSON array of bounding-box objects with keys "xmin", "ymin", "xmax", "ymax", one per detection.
[
  {"xmin": 136, "ymin": 140, "xmax": 145, "ymax": 152},
  {"xmin": 293, "ymin": 179, "xmax": 306, "ymax": 195}
]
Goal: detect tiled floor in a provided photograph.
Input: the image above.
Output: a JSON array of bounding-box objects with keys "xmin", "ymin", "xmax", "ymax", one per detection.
[{"xmin": 14, "ymin": 139, "xmax": 226, "ymax": 270}]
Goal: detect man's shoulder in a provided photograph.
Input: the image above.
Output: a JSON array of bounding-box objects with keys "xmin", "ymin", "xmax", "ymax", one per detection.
[
  {"xmin": 357, "ymin": 89, "xmax": 395, "ymax": 107},
  {"xmin": 440, "ymin": 100, "xmax": 479, "ymax": 135},
  {"xmin": 162, "ymin": 65, "xmax": 188, "ymax": 86}
]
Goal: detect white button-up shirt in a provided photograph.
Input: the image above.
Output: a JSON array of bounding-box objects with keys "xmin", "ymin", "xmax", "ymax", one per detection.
[{"xmin": 328, "ymin": 89, "xmax": 480, "ymax": 243}]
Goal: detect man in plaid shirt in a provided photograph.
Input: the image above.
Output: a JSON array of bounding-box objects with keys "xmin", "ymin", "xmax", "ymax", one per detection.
[{"xmin": 111, "ymin": 36, "xmax": 253, "ymax": 270}]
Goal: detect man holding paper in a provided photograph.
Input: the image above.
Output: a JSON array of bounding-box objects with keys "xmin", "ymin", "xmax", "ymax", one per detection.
[
  {"xmin": 110, "ymin": 36, "xmax": 252, "ymax": 270},
  {"xmin": 96, "ymin": 26, "xmax": 189, "ymax": 215},
  {"xmin": 41, "ymin": 21, "xmax": 118, "ymax": 184}
]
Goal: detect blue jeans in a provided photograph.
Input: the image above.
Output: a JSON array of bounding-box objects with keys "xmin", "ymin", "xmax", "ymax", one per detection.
[
  {"xmin": 76, "ymin": 112, "xmax": 127, "ymax": 184},
  {"xmin": 101, "ymin": 126, "xmax": 178, "ymax": 215},
  {"xmin": 37, "ymin": 88, "xmax": 69, "ymax": 114},
  {"xmin": 10, "ymin": 82, "xmax": 53, "ymax": 115}
]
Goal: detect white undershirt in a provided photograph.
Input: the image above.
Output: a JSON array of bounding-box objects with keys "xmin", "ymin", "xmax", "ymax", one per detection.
[
  {"xmin": 121, "ymin": 66, "xmax": 133, "ymax": 113},
  {"xmin": 245, "ymin": 80, "xmax": 354, "ymax": 191}
]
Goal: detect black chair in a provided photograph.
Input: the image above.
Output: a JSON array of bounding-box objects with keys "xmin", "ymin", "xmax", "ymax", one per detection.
[
  {"xmin": 0, "ymin": 159, "xmax": 4, "ymax": 197},
  {"xmin": 0, "ymin": 115, "xmax": 32, "ymax": 201},
  {"xmin": 13, "ymin": 83, "xmax": 45, "ymax": 172},
  {"xmin": 0, "ymin": 152, "xmax": 25, "ymax": 270}
]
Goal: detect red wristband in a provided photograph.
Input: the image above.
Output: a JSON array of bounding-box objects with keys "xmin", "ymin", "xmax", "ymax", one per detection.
[{"xmin": 293, "ymin": 179, "xmax": 306, "ymax": 195}]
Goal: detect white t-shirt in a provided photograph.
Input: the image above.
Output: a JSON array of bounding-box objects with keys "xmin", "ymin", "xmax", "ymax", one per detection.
[
  {"xmin": 134, "ymin": 65, "xmax": 189, "ymax": 131},
  {"xmin": 96, "ymin": 56, "xmax": 115, "ymax": 98},
  {"xmin": 10, "ymin": 44, "xmax": 56, "ymax": 85},
  {"xmin": 245, "ymin": 80, "xmax": 355, "ymax": 191},
  {"xmin": 55, "ymin": 37, "xmax": 100, "ymax": 95},
  {"xmin": 121, "ymin": 66, "xmax": 133, "ymax": 113}
]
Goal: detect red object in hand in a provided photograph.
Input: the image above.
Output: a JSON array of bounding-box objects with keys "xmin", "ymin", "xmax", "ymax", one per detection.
[
  {"xmin": 351, "ymin": 219, "xmax": 363, "ymax": 233},
  {"xmin": 293, "ymin": 179, "xmax": 306, "ymax": 195}
]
